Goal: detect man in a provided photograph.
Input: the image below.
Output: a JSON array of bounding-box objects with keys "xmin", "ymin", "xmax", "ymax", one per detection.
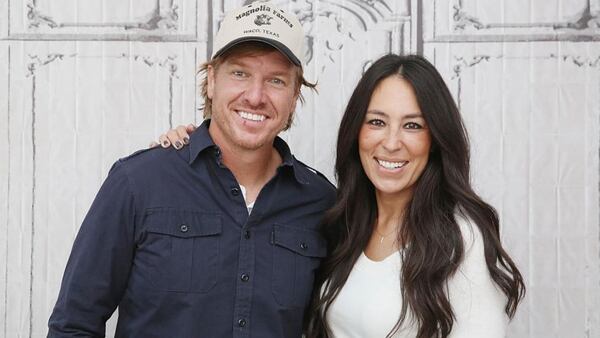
[{"xmin": 47, "ymin": 2, "xmax": 335, "ymax": 337}]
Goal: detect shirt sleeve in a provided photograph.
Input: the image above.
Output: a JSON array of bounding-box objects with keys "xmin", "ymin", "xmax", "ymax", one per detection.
[
  {"xmin": 48, "ymin": 160, "xmax": 136, "ymax": 337},
  {"xmin": 447, "ymin": 217, "xmax": 509, "ymax": 338}
]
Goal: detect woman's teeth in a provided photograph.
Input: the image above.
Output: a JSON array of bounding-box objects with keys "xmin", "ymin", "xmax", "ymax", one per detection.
[{"xmin": 377, "ymin": 159, "xmax": 407, "ymax": 169}]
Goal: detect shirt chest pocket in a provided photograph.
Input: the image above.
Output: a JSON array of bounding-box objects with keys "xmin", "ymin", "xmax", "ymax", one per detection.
[
  {"xmin": 271, "ymin": 224, "xmax": 327, "ymax": 308},
  {"xmin": 141, "ymin": 209, "xmax": 222, "ymax": 293}
]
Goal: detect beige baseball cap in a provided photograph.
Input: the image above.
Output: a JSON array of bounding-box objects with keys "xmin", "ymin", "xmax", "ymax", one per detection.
[{"xmin": 212, "ymin": 1, "xmax": 304, "ymax": 67}]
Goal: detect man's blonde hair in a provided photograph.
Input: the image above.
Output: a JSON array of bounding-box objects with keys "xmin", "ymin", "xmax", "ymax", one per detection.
[{"xmin": 198, "ymin": 42, "xmax": 317, "ymax": 131}]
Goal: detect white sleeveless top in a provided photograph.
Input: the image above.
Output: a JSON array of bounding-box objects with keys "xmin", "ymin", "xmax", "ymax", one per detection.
[{"xmin": 326, "ymin": 217, "xmax": 509, "ymax": 338}]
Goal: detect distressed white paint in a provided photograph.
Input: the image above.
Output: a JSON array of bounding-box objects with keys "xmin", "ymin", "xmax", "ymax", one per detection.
[
  {"xmin": 1, "ymin": 42, "xmax": 9, "ymax": 338},
  {"xmin": 1, "ymin": 0, "xmax": 599, "ymax": 337},
  {"xmin": 9, "ymin": 0, "xmax": 197, "ymax": 38},
  {"xmin": 424, "ymin": 0, "xmax": 600, "ymax": 41}
]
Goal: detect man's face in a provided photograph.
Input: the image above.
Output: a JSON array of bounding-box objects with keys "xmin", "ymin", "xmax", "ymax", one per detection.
[{"xmin": 207, "ymin": 50, "xmax": 299, "ymax": 152}]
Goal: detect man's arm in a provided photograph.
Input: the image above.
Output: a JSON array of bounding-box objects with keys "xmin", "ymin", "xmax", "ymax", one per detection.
[{"xmin": 48, "ymin": 161, "xmax": 136, "ymax": 337}]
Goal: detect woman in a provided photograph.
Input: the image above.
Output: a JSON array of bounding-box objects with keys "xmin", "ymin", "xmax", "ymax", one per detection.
[
  {"xmin": 305, "ymin": 54, "xmax": 524, "ymax": 337},
  {"xmin": 159, "ymin": 54, "xmax": 525, "ymax": 337}
]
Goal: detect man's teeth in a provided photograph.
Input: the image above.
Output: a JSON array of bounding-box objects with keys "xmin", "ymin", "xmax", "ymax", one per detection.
[
  {"xmin": 239, "ymin": 111, "xmax": 266, "ymax": 122},
  {"xmin": 377, "ymin": 159, "xmax": 407, "ymax": 169}
]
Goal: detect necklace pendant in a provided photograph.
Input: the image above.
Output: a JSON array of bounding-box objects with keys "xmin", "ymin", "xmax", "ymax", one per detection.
[{"xmin": 380, "ymin": 236, "xmax": 384, "ymax": 243}]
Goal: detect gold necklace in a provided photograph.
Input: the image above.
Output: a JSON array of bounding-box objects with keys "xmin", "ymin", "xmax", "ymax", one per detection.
[{"xmin": 374, "ymin": 226, "xmax": 396, "ymax": 244}]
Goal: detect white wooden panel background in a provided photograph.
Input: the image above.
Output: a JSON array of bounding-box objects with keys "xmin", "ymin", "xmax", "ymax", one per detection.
[{"xmin": 0, "ymin": 0, "xmax": 598, "ymax": 337}]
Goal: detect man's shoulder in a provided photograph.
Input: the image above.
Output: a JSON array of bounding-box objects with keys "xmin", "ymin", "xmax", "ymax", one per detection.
[
  {"xmin": 118, "ymin": 147, "xmax": 156, "ymax": 162},
  {"xmin": 118, "ymin": 146, "xmax": 181, "ymax": 166},
  {"xmin": 292, "ymin": 157, "xmax": 336, "ymax": 192},
  {"xmin": 114, "ymin": 146, "xmax": 186, "ymax": 178}
]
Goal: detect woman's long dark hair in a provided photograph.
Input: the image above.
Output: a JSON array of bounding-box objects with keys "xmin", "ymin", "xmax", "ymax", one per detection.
[{"xmin": 305, "ymin": 54, "xmax": 525, "ymax": 338}]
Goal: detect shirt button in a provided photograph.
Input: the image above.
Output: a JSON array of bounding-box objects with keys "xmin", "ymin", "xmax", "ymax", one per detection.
[
  {"xmin": 180, "ymin": 224, "xmax": 189, "ymax": 233},
  {"xmin": 238, "ymin": 318, "xmax": 246, "ymax": 327},
  {"xmin": 240, "ymin": 273, "xmax": 250, "ymax": 282},
  {"xmin": 300, "ymin": 242, "xmax": 308, "ymax": 250},
  {"xmin": 244, "ymin": 230, "xmax": 251, "ymax": 239},
  {"xmin": 231, "ymin": 187, "xmax": 240, "ymax": 196}
]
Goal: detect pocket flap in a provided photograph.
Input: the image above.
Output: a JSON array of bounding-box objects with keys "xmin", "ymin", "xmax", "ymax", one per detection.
[
  {"xmin": 272, "ymin": 224, "xmax": 327, "ymax": 258},
  {"xmin": 144, "ymin": 209, "xmax": 222, "ymax": 238}
]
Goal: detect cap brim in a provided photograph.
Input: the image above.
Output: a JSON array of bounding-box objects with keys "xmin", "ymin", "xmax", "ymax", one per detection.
[{"xmin": 212, "ymin": 37, "xmax": 302, "ymax": 67}]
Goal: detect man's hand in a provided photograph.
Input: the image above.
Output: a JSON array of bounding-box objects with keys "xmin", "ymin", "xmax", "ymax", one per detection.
[{"xmin": 149, "ymin": 123, "xmax": 197, "ymax": 149}]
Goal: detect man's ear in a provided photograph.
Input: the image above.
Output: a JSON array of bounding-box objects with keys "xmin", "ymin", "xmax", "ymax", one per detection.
[
  {"xmin": 207, "ymin": 65, "xmax": 215, "ymax": 99},
  {"xmin": 291, "ymin": 86, "xmax": 301, "ymax": 112},
  {"xmin": 290, "ymin": 95, "xmax": 298, "ymax": 113}
]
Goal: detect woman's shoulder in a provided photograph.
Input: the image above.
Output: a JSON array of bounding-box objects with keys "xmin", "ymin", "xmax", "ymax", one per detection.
[
  {"xmin": 448, "ymin": 209, "xmax": 509, "ymax": 337},
  {"xmin": 454, "ymin": 210, "xmax": 481, "ymax": 253},
  {"xmin": 452, "ymin": 209, "xmax": 495, "ymax": 284}
]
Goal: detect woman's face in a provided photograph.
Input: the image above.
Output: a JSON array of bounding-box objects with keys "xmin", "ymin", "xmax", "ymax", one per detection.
[{"xmin": 358, "ymin": 75, "xmax": 432, "ymax": 203}]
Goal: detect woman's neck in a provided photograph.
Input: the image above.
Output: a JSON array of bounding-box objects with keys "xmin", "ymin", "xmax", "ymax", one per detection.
[{"xmin": 375, "ymin": 189, "xmax": 412, "ymax": 232}]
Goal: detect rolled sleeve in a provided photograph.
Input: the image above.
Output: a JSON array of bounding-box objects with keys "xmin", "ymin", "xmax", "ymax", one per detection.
[{"xmin": 48, "ymin": 161, "xmax": 137, "ymax": 337}]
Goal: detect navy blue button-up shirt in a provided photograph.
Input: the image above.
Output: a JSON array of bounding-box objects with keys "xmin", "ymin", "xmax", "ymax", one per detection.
[{"xmin": 48, "ymin": 120, "xmax": 336, "ymax": 338}]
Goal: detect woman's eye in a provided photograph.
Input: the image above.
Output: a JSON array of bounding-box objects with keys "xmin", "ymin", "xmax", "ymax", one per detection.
[
  {"xmin": 404, "ymin": 122, "xmax": 422, "ymax": 129},
  {"xmin": 367, "ymin": 119, "xmax": 385, "ymax": 127}
]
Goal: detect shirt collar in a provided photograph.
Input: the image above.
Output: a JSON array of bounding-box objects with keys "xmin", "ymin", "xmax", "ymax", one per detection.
[
  {"xmin": 188, "ymin": 120, "xmax": 309, "ymax": 185},
  {"xmin": 188, "ymin": 120, "xmax": 216, "ymax": 163},
  {"xmin": 273, "ymin": 136, "xmax": 309, "ymax": 185}
]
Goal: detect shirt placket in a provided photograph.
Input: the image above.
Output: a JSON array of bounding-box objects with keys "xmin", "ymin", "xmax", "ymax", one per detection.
[
  {"xmin": 232, "ymin": 214, "xmax": 256, "ymax": 337},
  {"xmin": 230, "ymin": 172, "xmax": 282, "ymax": 337},
  {"xmin": 216, "ymin": 151, "xmax": 257, "ymax": 337}
]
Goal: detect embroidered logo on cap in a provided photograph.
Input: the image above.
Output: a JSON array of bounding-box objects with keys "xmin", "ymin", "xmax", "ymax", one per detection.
[{"xmin": 254, "ymin": 14, "xmax": 273, "ymax": 26}]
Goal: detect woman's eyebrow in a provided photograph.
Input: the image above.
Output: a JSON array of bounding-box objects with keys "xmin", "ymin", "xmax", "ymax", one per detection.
[{"xmin": 366, "ymin": 111, "xmax": 423, "ymax": 118}]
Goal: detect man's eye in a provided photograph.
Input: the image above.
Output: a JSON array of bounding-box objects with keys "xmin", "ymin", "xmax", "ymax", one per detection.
[
  {"xmin": 232, "ymin": 71, "xmax": 246, "ymax": 77},
  {"xmin": 404, "ymin": 122, "xmax": 422, "ymax": 129},
  {"xmin": 270, "ymin": 78, "xmax": 285, "ymax": 85},
  {"xmin": 367, "ymin": 119, "xmax": 385, "ymax": 127}
]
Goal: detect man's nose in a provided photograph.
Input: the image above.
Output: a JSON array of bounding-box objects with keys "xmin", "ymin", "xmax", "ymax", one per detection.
[{"xmin": 243, "ymin": 79, "xmax": 266, "ymax": 107}]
